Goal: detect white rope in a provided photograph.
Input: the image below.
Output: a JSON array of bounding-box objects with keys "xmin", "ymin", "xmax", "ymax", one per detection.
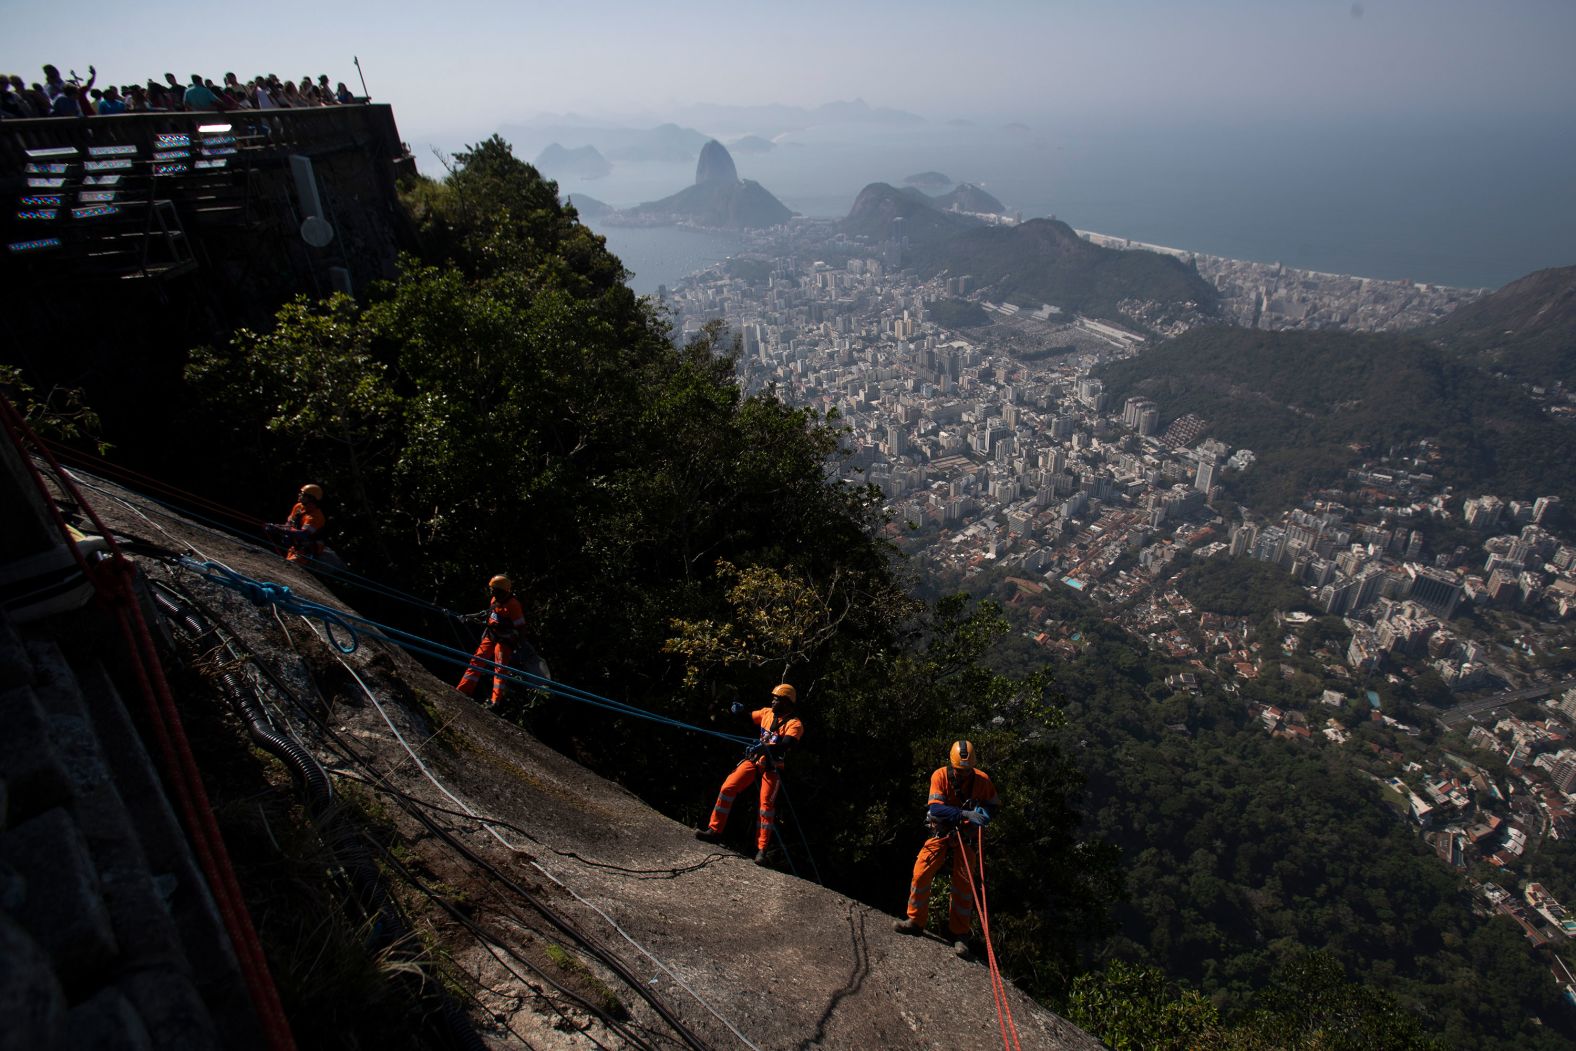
[
  {"xmin": 64, "ymin": 469, "xmax": 223, "ymax": 563},
  {"xmin": 303, "ymin": 620, "xmax": 763, "ymax": 1051}
]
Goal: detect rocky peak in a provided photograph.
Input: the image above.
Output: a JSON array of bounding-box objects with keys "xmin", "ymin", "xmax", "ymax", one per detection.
[{"xmin": 694, "ymin": 139, "xmax": 739, "ymax": 186}]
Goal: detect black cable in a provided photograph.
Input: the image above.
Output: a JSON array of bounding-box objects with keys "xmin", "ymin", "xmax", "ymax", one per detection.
[
  {"xmin": 374, "ymin": 839, "xmax": 647, "ymax": 1051},
  {"xmin": 149, "ymin": 578, "xmax": 487, "ymax": 1051},
  {"xmin": 324, "ymin": 768, "xmax": 733, "ymax": 880},
  {"xmin": 155, "ymin": 571, "xmax": 717, "ymax": 1051}
]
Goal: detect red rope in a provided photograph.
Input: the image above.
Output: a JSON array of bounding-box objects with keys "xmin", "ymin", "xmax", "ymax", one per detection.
[
  {"xmin": 40, "ymin": 436, "xmax": 265, "ymax": 527},
  {"xmin": 974, "ymin": 828, "xmax": 1023, "ymax": 1051},
  {"xmin": 0, "ymin": 396, "xmax": 297, "ymax": 1051},
  {"xmin": 955, "ymin": 828, "xmax": 1022, "ymax": 1051}
]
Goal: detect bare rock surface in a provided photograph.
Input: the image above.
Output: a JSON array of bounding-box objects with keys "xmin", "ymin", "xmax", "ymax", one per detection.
[{"xmin": 82, "ymin": 471, "xmax": 1105, "ymax": 1051}]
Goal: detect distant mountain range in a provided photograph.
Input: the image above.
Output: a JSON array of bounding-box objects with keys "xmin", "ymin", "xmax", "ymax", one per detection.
[
  {"xmin": 500, "ymin": 99, "xmax": 924, "ymax": 168},
  {"xmin": 534, "ymin": 143, "xmax": 611, "ymax": 180},
  {"xmin": 727, "ymin": 135, "xmax": 775, "ymax": 154},
  {"xmin": 564, "ymin": 194, "xmax": 613, "ymax": 220},
  {"xmin": 904, "ymin": 171, "xmax": 953, "ymax": 192},
  {"xmin": 501, "ymin": 122, "xmax": 711, "ymax": 165}
]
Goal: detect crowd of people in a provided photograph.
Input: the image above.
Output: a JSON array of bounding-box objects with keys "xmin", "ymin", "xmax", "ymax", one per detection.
[{"xmin": 1, "ymin": 63, "xmax": 364, "ymax": 119}]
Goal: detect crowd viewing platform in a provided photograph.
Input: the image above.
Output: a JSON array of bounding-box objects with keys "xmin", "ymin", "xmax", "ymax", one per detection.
[
  {"xmin": 0, "ymin": 62, "xmax": 413, "ymax": 286},
  {"xmin": 3, "ymin": 64, "xmax": 364, "ymax": 119}
]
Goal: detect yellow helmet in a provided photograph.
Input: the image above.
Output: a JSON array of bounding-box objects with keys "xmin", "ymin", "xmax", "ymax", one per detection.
[
  {"xmin": 299, "ymin": 483, "xmax": 324, "ymax": 501},
  {"xmin": 488, "ymin": 575, "xmax": 512, "ymax": 592},
  {"xmin": 771, "ymin": 683, "xmax": 797, "ymax": 704},
  {"xmin": 949, "ymin": 740, "xmax": 977, "ymax": 770}
]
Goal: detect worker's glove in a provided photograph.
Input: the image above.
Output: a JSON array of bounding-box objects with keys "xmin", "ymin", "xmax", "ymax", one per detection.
[
  {"xmin": 963, "ymin": 807, "xmax": 992, "ymax": 827},
  {"xmin": 729, "ymin": 702, "xmax": 745, "ymax": 715},
  {"xmin": 263, "ymin": 523, "xmax": 282, "ymax": 539},
  {"xmin": 744, "ymin": 742, "xmax": 765, "ymax": 760},
  {"xmin": 460, "ymin": 612, "xmax": 487, "ymax": 625}
]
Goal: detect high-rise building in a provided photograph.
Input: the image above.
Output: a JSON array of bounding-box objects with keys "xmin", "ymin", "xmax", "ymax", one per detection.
[
  {"xmin": 1122, "ymin": 396, "xmax": 1157, "ymax": 430},
  {"xmin": 1194, "ymin": 457, "xmax": 1216, "ymax": 495},
  {"xmin": 1464, "ymin": 495, "xmax": 1504, "ymax": 530}
]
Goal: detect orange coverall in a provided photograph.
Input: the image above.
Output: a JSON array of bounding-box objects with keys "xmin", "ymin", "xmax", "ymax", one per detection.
[
  {"xmin": 705, "ymin": 708, "xmax": 805, "ymax": 850},
  {"xmin": 456, "ymin": 595, "xmax": 527, "ymax": 705},
  {"xmin": 281, "ymin": 502, "xmax": 326, "ymax": 563},
  {"xmin": 906, "ymin": 766, "xmax": 1000, "ymax": 936}
]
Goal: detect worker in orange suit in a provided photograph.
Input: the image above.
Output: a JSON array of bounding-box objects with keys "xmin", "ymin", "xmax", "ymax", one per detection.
[
  {"xmin": 455, "ymin": 574, "xmax": 528, "ymax": 707},
  {"xmin": 265, "ymin": 483, "xmax": 327, "ymax": 563},
  {"xmin": 695, "ymin": 683, "xmax": 805, "ymax": 865},
  {"xmin": 893, "ymin": 739, "xmax": 1000, "ymax": 956}
]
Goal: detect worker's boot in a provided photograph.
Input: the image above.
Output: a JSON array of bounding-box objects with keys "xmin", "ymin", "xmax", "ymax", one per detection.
[
  {"xmin": 893, "ymin": 918, "xmax": 923, "ymax": 936},
  {"xmin": 694, "ymin": 828, "xmax": 723, "ymax": 844},
  {"xmin": 754, "ymin": 849, "xmax": 771, "ymax": 866}
]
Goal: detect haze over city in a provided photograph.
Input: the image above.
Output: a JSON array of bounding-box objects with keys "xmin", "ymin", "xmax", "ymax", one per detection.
[
  {"xmin": 6, "ymin": 0, "xmax": 1575, "ymax": 287},
  {"xmin": 7, "ymin": 0, "xmax": 1576, "ymax": 133}
]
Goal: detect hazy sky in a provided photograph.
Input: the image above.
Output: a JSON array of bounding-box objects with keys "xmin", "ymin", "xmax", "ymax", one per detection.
[{"xmin": 6, "ymin": 0, "xmax": 1574, "ymax": 142}]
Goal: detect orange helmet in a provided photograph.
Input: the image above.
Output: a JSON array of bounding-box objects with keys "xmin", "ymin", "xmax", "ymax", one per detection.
[
  {"xmin": 488, "ymin": 575, "xmax": 512, "ymax": 592},
  {"xmin": 299, "ymin": 483, "xmax": 323, "ymax": 501},
  {"xmin": 949, "ymin": 740, "xmax": 977, "ymax": 770},
  {"xmin": 771, "ymin": 683, "xmax": 797, "ymax": 704}
]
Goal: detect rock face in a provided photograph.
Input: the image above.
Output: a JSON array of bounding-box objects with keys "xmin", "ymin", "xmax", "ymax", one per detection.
[{"xmin": 694, "ymin": 140, "xmax": 739, "ymax": 185}]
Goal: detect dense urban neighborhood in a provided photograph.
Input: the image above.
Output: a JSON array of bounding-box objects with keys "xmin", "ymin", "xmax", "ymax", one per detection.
[{"xmin": 662, "ymin": 217, "xmax": 1576, "ymax": 1003}]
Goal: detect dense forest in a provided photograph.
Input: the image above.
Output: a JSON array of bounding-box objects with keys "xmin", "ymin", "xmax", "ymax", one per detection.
[
  {"xmin": 13, "ymin": 138, "xmax": 1573, "ymax": 1049},
  {"xmin": 1176, "ymin": 556, "xmax": 1314, "ymax": 619},
  {"xmin": 981, "ymin": 603, "xmax": 1575, "ymax": 1050},
  {"xmin": 1098, "ymin": 327, "xmax": 1576, "ymax": 512},
  {"xmin": 927, "ymin": 297, "xmax": 992, "ymax": 328}
]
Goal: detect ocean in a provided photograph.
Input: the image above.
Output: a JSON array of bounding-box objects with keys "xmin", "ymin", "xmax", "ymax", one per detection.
[
  {"xmin": 550, "ymin": 114, "xmax": 1575, "ymax": 292},
  {"xmin": 585, "ymin": 224, "xmax": 741, "ymax": 296}
]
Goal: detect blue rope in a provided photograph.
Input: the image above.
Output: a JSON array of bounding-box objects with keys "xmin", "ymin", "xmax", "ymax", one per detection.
[
  {"xmin": 177, "ymin": 559, "xmax": 754, "ymax": 746},
  {"xmin": 179, "ymin": 557, "xmax": 361, "ymax": 653}
]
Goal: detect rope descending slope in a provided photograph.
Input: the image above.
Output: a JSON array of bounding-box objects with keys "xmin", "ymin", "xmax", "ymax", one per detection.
[
  {"xmin": 0, "ymin": 393, "xmax": 298, "ymax": 1051},
  {"xmin": 956, "ymin": 827, "xmax": 1023, "ymax": 1051}
]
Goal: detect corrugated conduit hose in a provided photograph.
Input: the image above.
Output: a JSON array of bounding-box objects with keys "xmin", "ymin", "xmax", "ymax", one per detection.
[{"xmin": 149, "ymin": 583, "xmax": 486, "ymax": 1051}]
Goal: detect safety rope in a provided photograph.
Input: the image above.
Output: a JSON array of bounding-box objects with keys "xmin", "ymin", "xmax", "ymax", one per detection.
[
  {"xmin": 177, "ymin": 557, "xmax": 756, "ymax": 745},
  {"xmin": 46, "ymin": 453, "xmax": 823, "ymax": 890},
  {"xmin": 42, "ymin": 440, "xmax": 470, "ymax": 630},
  {"xmin": 304, "ymin": 619, "xmax": 762, "ymax": 1051},
  {"xmin": 954, "ymin": 828, "xmax": 1022, "ymax": 1051},
  {"xmin": 0, "ymin": 396, "xmax": 298, "ymax": 1051}
]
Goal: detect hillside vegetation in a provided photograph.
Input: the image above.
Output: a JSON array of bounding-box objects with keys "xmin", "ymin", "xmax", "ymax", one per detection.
[
  {"xmin": 915, "ymin": 217, "xmax": 1218, "ymax": 324},
  {"xmin": 1100, "ymin": 327, "xmax": 1576, "ymax": 512},
  {"xmin": 1425, "ymin": 264, "xmax": 1576, "ymax": 389},
  {"xmin": 842, "ymin": 187, "xmax": 1218, "ymax": 326}
]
